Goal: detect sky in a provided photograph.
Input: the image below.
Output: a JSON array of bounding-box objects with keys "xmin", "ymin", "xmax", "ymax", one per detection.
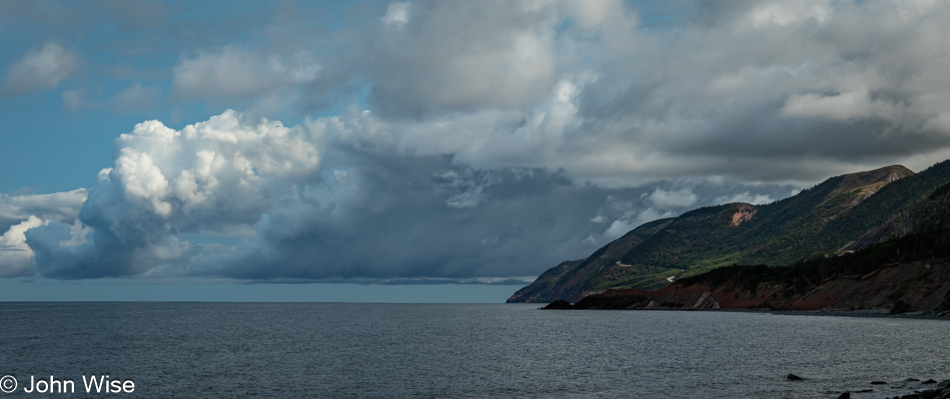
[{"xmin": 3, "ymin": 0, "xmax": 950, "ymax": 302}]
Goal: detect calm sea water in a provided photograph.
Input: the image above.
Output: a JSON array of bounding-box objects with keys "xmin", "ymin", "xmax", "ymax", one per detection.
[{"xmin": 1, "ymin": 303, "xmax": 948, "ymax": 398}]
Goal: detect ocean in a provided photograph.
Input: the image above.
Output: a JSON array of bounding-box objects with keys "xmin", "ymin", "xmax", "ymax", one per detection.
[{"xmin": 0, "ymin": 303, "xmax": 948, "ymax": 398}]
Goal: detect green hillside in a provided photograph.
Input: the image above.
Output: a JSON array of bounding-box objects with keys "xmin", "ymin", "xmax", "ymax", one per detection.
[{"xmin": 510, "ymin": 161, "xmax": 950, "ymax": 303}]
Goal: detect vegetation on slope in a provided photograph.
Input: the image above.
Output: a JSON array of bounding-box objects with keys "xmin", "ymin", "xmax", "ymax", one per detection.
[{"xmin": 511, "ymin": 161, "xmax": 950, "ymax": 303}]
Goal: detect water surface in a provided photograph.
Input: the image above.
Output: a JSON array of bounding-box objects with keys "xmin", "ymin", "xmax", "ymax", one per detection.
[{"xmin": 1, "ymin": 303, "xmax": 947, "ymax": 398}]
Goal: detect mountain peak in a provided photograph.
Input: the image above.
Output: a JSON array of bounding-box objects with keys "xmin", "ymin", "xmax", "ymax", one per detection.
[{"xmin": 823, "ymin": 165, "xmax": 913, "ymax": 206}]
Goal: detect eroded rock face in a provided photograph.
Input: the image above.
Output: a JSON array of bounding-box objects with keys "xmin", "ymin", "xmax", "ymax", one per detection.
[
  {"xmin": 560, "ymin": 259, "xmax": 950, "ymax": 312},
  {"xmin": 730, "ymin": 203, "xmax": 757, "ymax": 227}
]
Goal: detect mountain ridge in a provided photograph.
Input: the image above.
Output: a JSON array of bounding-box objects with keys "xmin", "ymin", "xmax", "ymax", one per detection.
[{"xmin": 509, "ymin": 163, "xmax": 943, "ymax": 303}]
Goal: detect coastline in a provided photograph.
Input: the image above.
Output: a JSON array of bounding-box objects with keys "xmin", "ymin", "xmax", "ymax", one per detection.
[
  {"xmin": 541, "ymin": 302, "xmax": 950, "ymax": 321},
  {"xmin": 776, "ymin": 308, "xmax": 950, "ymax": 320}
]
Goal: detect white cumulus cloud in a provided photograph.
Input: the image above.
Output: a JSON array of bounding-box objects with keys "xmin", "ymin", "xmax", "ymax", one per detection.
[{"xmin": 25, "ymin": 110, "xmax": 321, "ymax": 278}]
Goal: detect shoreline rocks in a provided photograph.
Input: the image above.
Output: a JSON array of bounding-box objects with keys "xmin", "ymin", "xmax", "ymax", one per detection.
[{"xmin": 834, "ymin": 378, "xmax": 950, "ymax": 399}]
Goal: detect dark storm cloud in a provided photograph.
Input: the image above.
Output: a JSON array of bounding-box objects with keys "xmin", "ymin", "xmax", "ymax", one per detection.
[{"xmin": 210, "ymin": 159, "xmax": 607, "ymax": 281}]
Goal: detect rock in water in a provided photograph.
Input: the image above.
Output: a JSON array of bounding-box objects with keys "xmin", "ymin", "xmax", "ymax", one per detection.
[
  {"xmin": 542, "ymin": 300, "xmax": 573, "ymax": 310},
  {"xmin": 787, "ymin": 374, "xmax": 805, "ymax": 381},
  {"xmin": 870, "ymin": 381, "xmax": 888, "ymax": 385},
  {"xmin": 837, "ymin": 392, "xmax": 850, "ymax": 399}
]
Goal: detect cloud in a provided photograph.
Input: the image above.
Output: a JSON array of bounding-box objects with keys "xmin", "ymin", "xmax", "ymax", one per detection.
[
  {"xmin": 715, "ymin": 192, "xmax": 774, "ymax": 205},
  {"xmin": 381, "ymin": 2, "xmax": 411, "ymax": 28},
  {"xmin": 3, "ymin": 42, "xmax": 81, "ymax": 96},
  {"xmin": 568, "ymin": 0, "xmax": 625, "ymax": 28},
  {"xmin": 602, "ymin": 208, "xmax": 674, "ymax": 241},
  {"xmin": 171, "ymin": 46, "xmax": 319, "ymax": 101},
  {"xmin": 586, "ymin": 195, "xmax": 679, "ymax": 244},
  {"xmin": 649, "ymin": 188, "xmax": 698, "ymax": 209},
  {"xmin": 747, "ymin": 0, "xmax": 833, "ymax": 28},
  {"xmin": 434, "ymin": 169, "xmax": 500, "ymax": 209},
  {"xmin": 61, "ymin": 90, "xmax": 91, "ymax": 111},
  {"xmin": 0, "ymin": 189, "xmax": 87, "ymax": 277},
  {"xmin": 119, "ymin": 0, "xmax": 950, "ymax": 183},
  {"xmin": 20, "ymin": 108, "xmax": 604, "ymax": 281},
  {"xmin": 364, "ymin": 1, "xmax": 558, "ymax": 117},
  {"xmin": 261, "ymin": 0, "xmax": 950, "ymax": 186},
  {"xmin": 14, "ymin": 1, "xmax": 950, "ymax": 284},
  {"xmin": 0, "ymin": 189, "xmax": 88, "ymax": 233},
  {"xmin": 26, "ymin": 110, "xmax": 320, "ymax": 278},
  {"xmin": 111, "ymin": 82, "xmax": 161, "ymax": 112},
  {"xmin": 9, "ymin": 2, "xmax": 950, "ymax": 185},
  {"xmin": 0, "ymin": 216, "xmax": 49, "ymax": 277},
  {"xmin": 781, "ymin": 90, "xmax": 902, "ymax": 122},
  {"xmin": 11, "ymin": 106, "xmax": 803, "ymax": 283},
  {"xmin": 324, "ymin": 78, "xmax": 590, "ymax": 179}
]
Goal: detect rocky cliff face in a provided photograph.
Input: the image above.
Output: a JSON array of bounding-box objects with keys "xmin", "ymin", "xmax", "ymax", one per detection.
[
  {"xmin": 555, "ymin": 260, "xmax": 950, "ymax": 312},
  {"xmin": 550, "ymin": 218, "xmax": 950, "ymax": 312},
  {"xmin": 511, "ymin": 164, "xmax": 927, "ymax": 303}
]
